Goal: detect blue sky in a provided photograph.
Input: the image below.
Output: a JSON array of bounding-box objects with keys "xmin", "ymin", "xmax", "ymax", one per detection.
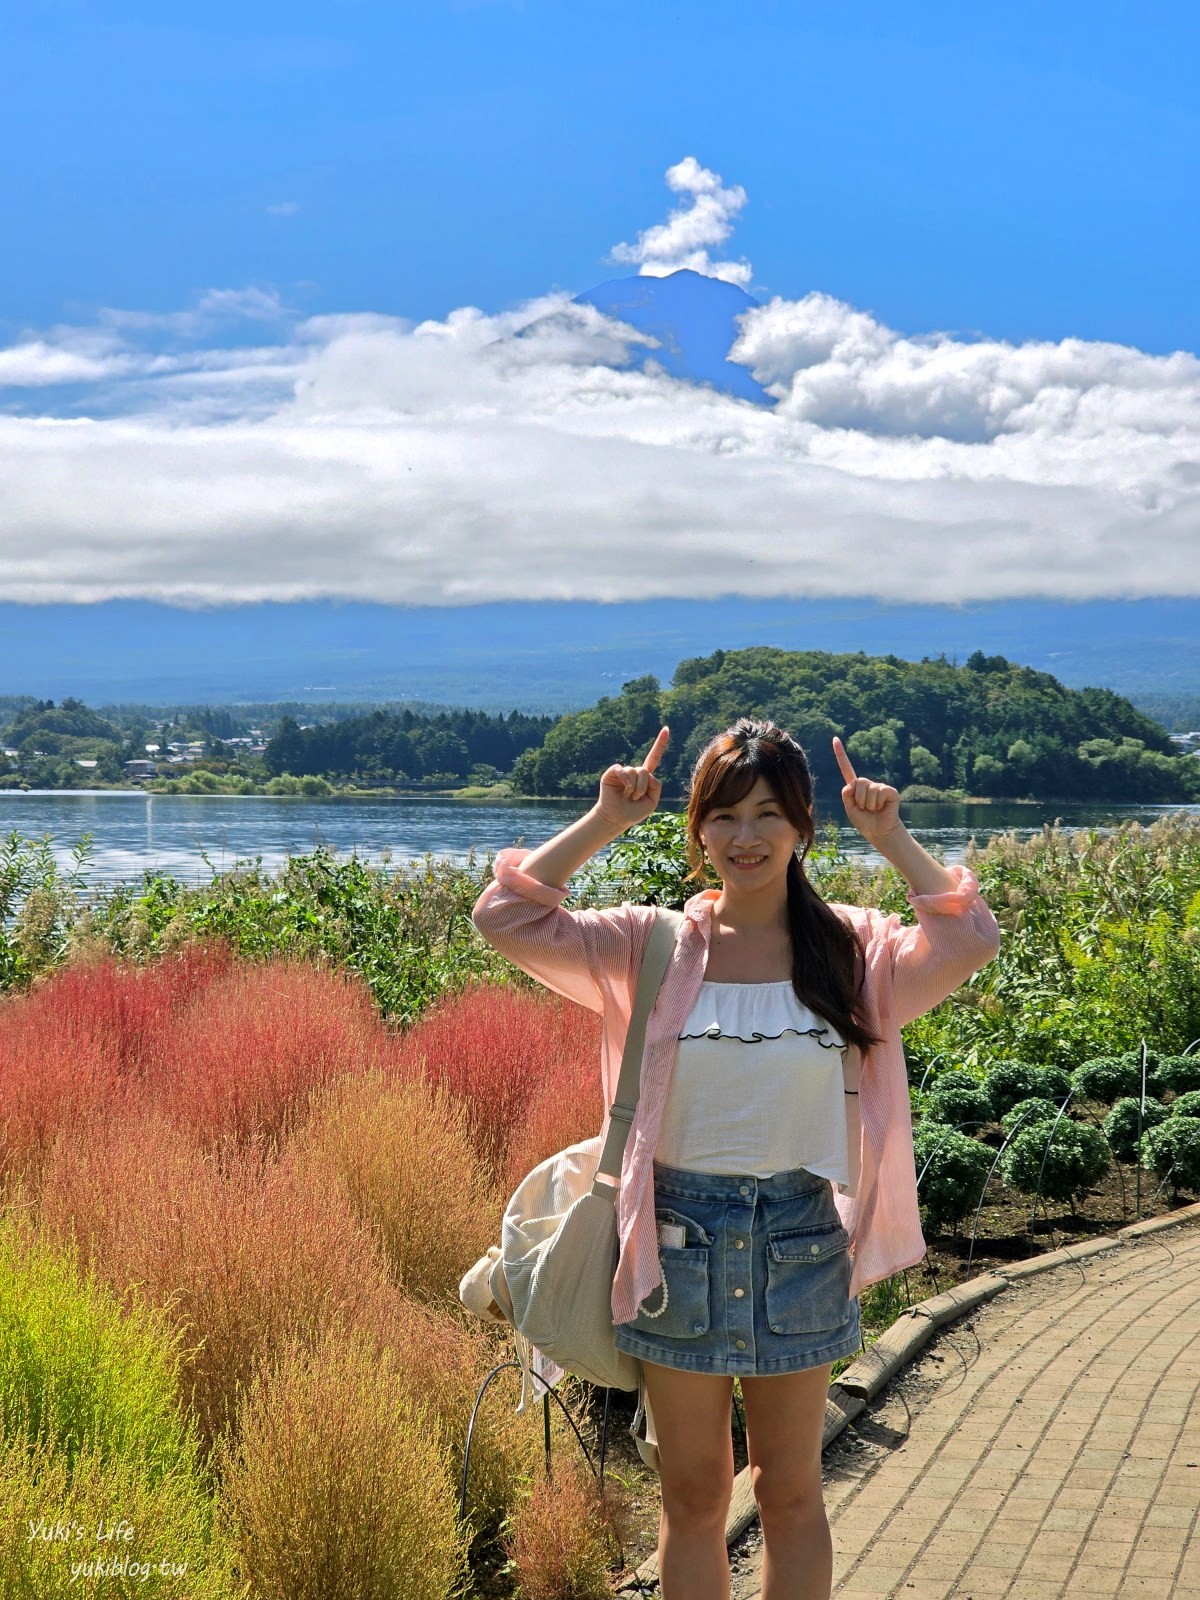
[
  {"xmin": 5, "ymin": 0, "xmax": 1197, "ymax": 349},
  {"xmin": 2, "ymin": 1, "xmax": 1198, "ymax": 706}
]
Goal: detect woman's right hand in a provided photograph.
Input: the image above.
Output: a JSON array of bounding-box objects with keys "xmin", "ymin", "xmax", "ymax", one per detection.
[{"xmin": 596, "ymin": 726, "xmax": 670, "ymax": 830}]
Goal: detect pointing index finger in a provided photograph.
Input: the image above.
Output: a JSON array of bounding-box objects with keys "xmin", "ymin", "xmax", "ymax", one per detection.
[
  {"xmin": 643, "ymin": 726, "xmax": 670, "ymax": 773},
  {"xmin": 832, "ymin": 735, "xmax": 857, "ymax": 785}
]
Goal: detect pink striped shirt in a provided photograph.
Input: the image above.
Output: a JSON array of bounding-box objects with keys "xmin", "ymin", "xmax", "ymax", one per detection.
[{"xmin": 471, "ymin": 847, "xmax": 1002, "ymax": 1324}]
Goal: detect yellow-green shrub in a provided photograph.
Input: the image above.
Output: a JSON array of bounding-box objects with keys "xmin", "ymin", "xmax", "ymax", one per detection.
[
  {"xmin": 0, "ymin": 1209, "xmax": 197, "ymax": 1486},
  {"xmin": 290, "ymin": 1068, "xmax": 499, "ymax": 1305},
  {"xmin": 213, "ymin": 1326, "xmax": 466, "ymax": 1600},
  {"xmin": 0, "ymin": 1432, "xmax": 244, "ymax": 1600}
]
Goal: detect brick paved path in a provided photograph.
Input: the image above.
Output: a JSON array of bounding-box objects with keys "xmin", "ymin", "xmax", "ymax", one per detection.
[{"xmin": 744, "ymin": 1216, "xmax": 1200, "ymax": 1600}]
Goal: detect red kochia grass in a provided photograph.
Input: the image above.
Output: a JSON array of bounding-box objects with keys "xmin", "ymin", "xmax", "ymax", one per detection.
[
  {"xmin": 36, "ymin": 1106, "xmax": 407, "ymax": 1458},
  {"xmin": 213, "ymin": 1328, "xmax": 468, "ymax": 1600},
  {"xmin": 0, "ymin": 946, "xmax": 232, "ymax": 1197},
  {"xmin": 290, "ymin": 1069, "xmax": 501, "ymax": 1306},
  {"xmin": 499, "ymin": 1049, "xmax": 605, "ymax": 1199},
  {"xmin": 392, "ymin": 981, "xmax": 602, "ymax": 1186},
  {"xmin": 504, "ymin": 1453, "xmax": 631, "ymax": 1600},
  {"xmin": 145, "ymin": 956, "xmax": 402, "ymax": 1154},
  {"xmin": 22, "ymin": 944, "xmax": 235, "ymax": 1072},
  {"xmin": 35, "ymin": 1100, "xmax": 545, "ymax": 1531}
]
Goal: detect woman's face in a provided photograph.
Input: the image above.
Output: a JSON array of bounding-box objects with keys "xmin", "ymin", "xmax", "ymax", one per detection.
[{"xmin": 699, "ymin": 775, "xmax": 803, "ymax": 889}]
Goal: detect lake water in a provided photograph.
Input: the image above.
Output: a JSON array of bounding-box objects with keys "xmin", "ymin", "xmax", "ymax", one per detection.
[{"xmin": 1, "ymin": 790, "xmax": 1195, "ymax": 889}]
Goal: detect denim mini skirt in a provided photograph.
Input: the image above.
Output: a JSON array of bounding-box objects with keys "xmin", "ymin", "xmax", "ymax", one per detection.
[{"xmin": 613, "ymin": 1160, "xmax": 862, "ymax": 1377}]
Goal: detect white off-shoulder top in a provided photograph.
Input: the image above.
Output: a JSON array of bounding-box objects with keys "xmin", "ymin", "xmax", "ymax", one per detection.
[{"xmin": 655, "ymin": 979, "xmax": 858, "ymax": 1192}]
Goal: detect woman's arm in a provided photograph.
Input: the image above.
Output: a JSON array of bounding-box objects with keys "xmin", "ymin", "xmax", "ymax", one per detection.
[
  {"xmin": 830, "ymin": 737, "xmax": 1001, "ymax": 1028},
  {"xmin": 470, "ymin": 728, "xmax": 672, "ymax": 1011},
  {"xmin": 872, "ymin": 821, "xmax": 960, "ymax": 899},
  {"xmin": 510, "ymin": 804, "xmax": 626, "ymax": 893}
]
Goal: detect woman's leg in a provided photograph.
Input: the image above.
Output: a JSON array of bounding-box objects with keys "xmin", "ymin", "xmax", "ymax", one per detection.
[
  {"xmin": 639, "ymin": 1359, "xmax": 736, "ymax": 1600},
  {"xmin": 739, "ymin": 1362, "xmax": 836, "ymax": 1600}
]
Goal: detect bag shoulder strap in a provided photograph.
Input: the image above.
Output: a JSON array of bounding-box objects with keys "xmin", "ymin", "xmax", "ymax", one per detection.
[{"xmin": 595, "ymin": 906, "xmax": 684, "ymax": 1183}]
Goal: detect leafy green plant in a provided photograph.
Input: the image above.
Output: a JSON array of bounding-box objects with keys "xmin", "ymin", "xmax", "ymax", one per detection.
[
  {"xmin": 998, "ymin": 1118, "xmax": 1111, "ymax": 1210},
  {"xmin": 1168, "ymin": 1089, "xmax": 1200, "ymax": 1118},
  {"xmin": 1000, "ymin": 1097, "xmax": 1063, "ymax": 1137},
  {"xmin": 572, "ymin": 811, "xmax": 704, "ymax": 909},
  {"xmin": 1139, "ymin": 1117, "xmax": 1200, "ymax": 1196},
  {"xmin": 1102, "ymin": 1095, "xmax": 1171, "ymax": 1161},
  {"xmin": 912, "ymin": 1124, "xmax": 995, "ymax": 1234},
  {"xmin": 1156, "ymin": 1055, "xmax": 1200, "ymax": 1095},
  {"xmin": 80, "ymin": 844, "xmax": 508, "ymax": 1025},
  {"xmin": 0, "ymin": 829, "xmax": 95, "ymax": 990},
  {"xmin": 917, "ymin": 1071, "xmax": 995, "ymax": 1128},
  {"xmin": 1070, "ymin": 1053, "xmax": 1163, "ymax": 1106},
  {"xmin": 984, "ymin": 1059, "xmax": 1073, "ymax": 1117}
]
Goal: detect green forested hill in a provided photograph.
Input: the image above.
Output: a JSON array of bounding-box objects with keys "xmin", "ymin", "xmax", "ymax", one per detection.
[{"xmin": 511, "ymin": 647, "xmax": 1200, "ymax": 805}]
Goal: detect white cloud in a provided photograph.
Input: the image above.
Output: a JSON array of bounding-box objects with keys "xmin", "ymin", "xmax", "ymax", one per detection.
[
  {"xmin": 608, "ymin": 157, "xmax": 753, "ymax": 286},
  {"xmin": 0, "ymin": 277, "xmax": 1196, "ymax": 606},
  {"xmin": 0, "ymin": 339, "xmax": 132, "ymax": 387}
]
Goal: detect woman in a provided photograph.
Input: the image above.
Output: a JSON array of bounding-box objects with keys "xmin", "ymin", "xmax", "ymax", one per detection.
[{"xmin": 471, "ymin": 718, "xmax": 1002, "ymax": 1600}]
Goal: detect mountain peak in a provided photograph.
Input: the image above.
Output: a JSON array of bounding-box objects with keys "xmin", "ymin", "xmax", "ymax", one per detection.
[{"xmin": 573, "ymin": 269, "xmax": 770, "ymax": 404}]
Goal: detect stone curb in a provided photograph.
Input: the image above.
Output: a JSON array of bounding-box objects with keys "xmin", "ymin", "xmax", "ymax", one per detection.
[{"xmin": 615, "ymin": 1197, "xmax": 1200, "ymax": 1596}]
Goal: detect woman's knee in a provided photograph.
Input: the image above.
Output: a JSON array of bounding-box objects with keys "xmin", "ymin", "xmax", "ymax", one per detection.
[
  {"xmin": 659, "ymin": 1449, "xmax": 735, "ymax": 1527},
  {"xmin": 750, "ymin": 1459, "xmax": 827, "ymax": 1529}
]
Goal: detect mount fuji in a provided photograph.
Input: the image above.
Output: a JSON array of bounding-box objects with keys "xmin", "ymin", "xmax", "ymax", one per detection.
[{"xmin": 573, "ymin": 267, "xmax": 771, "ymax": 404}]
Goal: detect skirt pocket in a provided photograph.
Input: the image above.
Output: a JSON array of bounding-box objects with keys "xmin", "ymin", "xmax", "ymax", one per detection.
[
  {"xmin": 764, "ymin": 1221, "xmax": 852, "ymax": 1336},
  {"xmin": 629, "ymin": 1204, "xmax": 713, "ymax": 1339}
]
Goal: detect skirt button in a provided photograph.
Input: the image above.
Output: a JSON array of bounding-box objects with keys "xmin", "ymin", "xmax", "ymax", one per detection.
[
  {"xmin": 738, "ymin": 1185, "xmax": 750, "ymax": 1196},
  {"xmin": 735, "ymin": 1339, "xmax": 747, "ymax": 1350},
  {"xmin": 734, "ymin": 1239, "xmax": 745, "ymax": 1249},
  {"xmin": 734, "ymin": 1287, "xmax": 745, "ymax": 1298}
]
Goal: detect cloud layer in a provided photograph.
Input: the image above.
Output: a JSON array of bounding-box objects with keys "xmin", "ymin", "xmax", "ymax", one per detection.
[
  {"xmin": 608, "ymin": 157, "xmax": 753, "ymax": 286},
  {"xmin": 1, "ymin": 160, "xmax": 1197, "ymax": 607}
]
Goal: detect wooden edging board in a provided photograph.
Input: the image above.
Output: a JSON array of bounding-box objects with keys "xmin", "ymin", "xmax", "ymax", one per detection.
[{"xmin": 616, "ymin": 1197, "xmax": 1200, "ymax": 1595}]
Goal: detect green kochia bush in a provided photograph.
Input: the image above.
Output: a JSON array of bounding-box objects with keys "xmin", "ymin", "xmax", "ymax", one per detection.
[
  {"xmin": 0, "ymin": 1212, "xmax": 199, "ymax": 1483},
  {"xmin": 1071, "ymin": 1053, "xmax": 1164, "ymax": 1106},
  {"xmin": 1103, "ymin": 1096, "xmax": 1171, "ymax": 1162},
  {"xmin": 984, "ymin": 1060, "xmax": 1073, "ymax": 1117},
  {"xmin": 912, "ymin": 1124, "xmax": 996, "ymax": 1234},
  {"xmin": 0, "ymin": 1212, "xmax": 238, "ymax": 1597},
  {"xmin": 0, "ymin": 1433, "xmax": 239, "ymax": 1600},
  {"xmin": 999, "ymin": 1118, "xmax": 1111, "ymax": 1209},
  {"xmin": 1139, "ymin": 1117, "xmax": 1200, "ymax": 1195},
  {"xmin": 918, "ymin": 1072, "xmax": 994, "ymax": 1129},
  {"xmin": 1169, "ymin": 1090, "xmax": 1200, "ymax": 1119}
]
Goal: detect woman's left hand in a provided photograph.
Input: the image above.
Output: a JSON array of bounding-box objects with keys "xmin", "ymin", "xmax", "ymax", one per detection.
[{"xmin": 832, "ymin": 736, "xmax": 902, "ymax": 845}]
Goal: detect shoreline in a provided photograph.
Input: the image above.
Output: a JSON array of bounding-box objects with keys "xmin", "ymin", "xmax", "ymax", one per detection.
[{"xmin": 0, "ymin": 784, "xmax": 1166, "ymax": 807}]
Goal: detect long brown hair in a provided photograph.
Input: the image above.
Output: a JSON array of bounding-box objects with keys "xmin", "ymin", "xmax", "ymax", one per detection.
[{"xmin": 684, "ymin": 717, "xmax": 884, "ymax": 1056}]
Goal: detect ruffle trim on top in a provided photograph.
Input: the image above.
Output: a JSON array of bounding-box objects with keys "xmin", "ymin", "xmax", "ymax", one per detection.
[{"xmin": 678, "ymin": 980, "xmax": 847, "ymax": 1051}]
